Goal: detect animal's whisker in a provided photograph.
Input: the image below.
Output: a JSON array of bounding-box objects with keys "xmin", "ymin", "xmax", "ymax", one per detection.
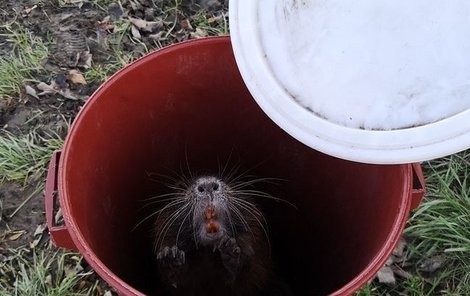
[
  {"xmin": 227, "ymin": 203, "xmax": 250, "ymax": 231},
  {"xmin": 183, "ymin": 146, "xmax": 194, "ymax": 182},
  {"xmin": 147, "ymin": 171, "xmax": 193, "ymax": 190},
  {"xmin": 155, "ymin": 202, "xmax": 192, "ymax": 251},
  {"xmin": 228, "ymin": 203, "xmax": 253, "ymax": 237},
  {"xmin": 132, "ymin": 211, "xmax": 161, "ymax": 232},
  {"xmin": 221, "ymin": 159, "xmax": 241, "ymax": 183},
  {"xmin": 224, "ymin": 206, "xmax": 237, "ymax": 238},
  {"xmin": 140, "ymin": 197, "xmax": 185, "ymax": 209},
  {"xmin": 231, "ymin": 197, "xmax": 264, "ymax": 216},
  {"xmin": 176, "ymin": 201, "xmax": 195, "ymax": 248},
  {"xmin": 232, "ymin": 190, "xmax": 297, "ymax": 209},
  {"xmin": 147, "ymin": 171, "xmax": 179, "ymax": 184},
  {"xmin": 133, "ymin": 199, "xmax": 186, "ymax": 231},
  {"xmin": 230, "ymin": 177, "xmax": 284, "ymax": 189},
  {"xmin": 143, "ymin": 192, "xmax": 186, "ymax": 201},
  {"xmin": 231, "ymin": 200, "xmax": 271, "ymax": 250},
  {"xmin": 153, "ymin": 200, "xmax": 189, "ymax": 227},
  {"xmin": 219, "ymin": 148, "xmax": 235, "ymax": 179},
  {"xmin": 165, "ymin": 185, "xmax": 189, "ymax": 193},
  {"xmin": 192, "ymin": 204, "xmax": 199, "ymax": 248},
  {"xmin": 231, "ymin": 201, "xmax": 266, "ymax": 228}
]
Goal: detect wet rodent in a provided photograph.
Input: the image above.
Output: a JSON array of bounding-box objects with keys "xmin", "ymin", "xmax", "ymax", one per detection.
[{"xmin": 152, "ymin": 175, "xmax": 289, "ymax": 296}]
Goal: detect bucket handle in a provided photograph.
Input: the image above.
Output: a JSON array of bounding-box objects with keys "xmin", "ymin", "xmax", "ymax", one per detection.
[
  {"xmin": 410, "ymin": 163, "xmax": 426, "ymax": 210},
  {"xmin": 45, "ymin": 150, "xmax": 78, "ymax": 251}
]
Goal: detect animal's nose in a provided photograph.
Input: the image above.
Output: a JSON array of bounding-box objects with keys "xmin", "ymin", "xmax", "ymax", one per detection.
[{"xmin": 196, "ymin": 181, "xmax": 220, "ymax": 194}]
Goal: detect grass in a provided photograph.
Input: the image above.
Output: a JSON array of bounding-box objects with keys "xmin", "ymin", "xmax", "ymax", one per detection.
[
  {"xmin": 406, "ymin": 151, "xmax": 470, "ymax": 295},
  {"xmin": 0, "ymin": 26, "xmax": 49, "ymax": 100},
  {"xmin": 84, "ymin": 20, "xmax": 137, "ymax": 83},
  {"xmin": 190, "ymin": 9, "xmax": 229, "ymax": 36},
  {"xmin": 84, "ymin": 62, "xmax": 122, "ymax": 84},
  {"xmin": 0, "ymin": 130, "xmax": 64, "ymax": 183},
  {"xmin": 90, "ymin": 0, "xmax": 114, "ymax": 11},
  {"xmin": 0, "ymin": 248, "xmax": 91, "ymax": 296}
]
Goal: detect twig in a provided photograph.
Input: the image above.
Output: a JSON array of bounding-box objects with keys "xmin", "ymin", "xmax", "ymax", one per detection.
[{"xmin": 8, "ymin": 184, "xmax": 44, "ymax": 219}]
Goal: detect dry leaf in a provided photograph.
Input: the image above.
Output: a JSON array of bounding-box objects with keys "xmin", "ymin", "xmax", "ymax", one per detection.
[
  {"xmin": 391, "ymin": 266, "xmax": 413, "ymax": 280},
  {"xmin": 55, "ymin": 208, "xmax": 63, "ymax": 224},
  {"xmin": 180, "ymin": 19, "xmax": 193, "ymax": 30},
  {"xmin": 149, "ymin": 31, "xmax": 166, "ymax": 41},
  {"xmin": 37, "ymin": 81, "xmax": 59, "ymax": 95},
  {"xmin": 59, "ymin": 13, "xmax": 73, "ymax": 22},
  {"xmin": 30, "ymin": 238, "xmax": 41, "ymax": 249},
  {"xmin": 22, "ymin": 5, "xmax": 37, "ymax": 17},
  {"xmin": 191, "ymin": 28, "xmax": 208, "ymax": 39},
  {"xmin": 60, "ymin": 89, "xmax": 85, "ymax": 101},
  {"xmin": 98, "ymin": 16, "xmax": 114, "ymax": 31},
  {"xmin": 64, "ymin": 264, "xmax": 77, "ymax": 277},
  {"xmin": 384, "ymin": 256, "xmax": 394, "ymax": 266},
  {"xmin": 25, "ymin": 85, "xmax": 39, "ymax": 99},
  {"xmin": 63, "ymin": 0, "xmax": 84, "ymax": 8},
  {"xmin": 96, "ymin": 284, "xmax": 104, "ymax": 295},
  {"xmin": 78, "ymin": 280, "xmax": 87, "ymax": 290},
  {"xmin": 207, "ymin": 16, "xmax": 217, "ymax": 24},
  {"xmin": 33, "ymin": 224, "xmax": 47, "ymax": 236},
  {"xmin": 129, "ymin": 17, "xmax": 162, "ymax": 32},
  {"xmin": 104, "ymin": 291, "xmax": 113, "ymax": 296},
  {"xmin": 146, "ymin": 21, "xmax": 163, "ymax": 32},
  {"xmin": 68, "ymin": 70, "xmax": 87, "ymax": 85},
  {"xmin": 76, "ymin": 51, "xmax": 93, "ymax": 69},
  {"xmin": 45, "ymin": 274, "xmax": 52, "ymax": 286},
  {"xmin": 131, "ymin": 25, "xmax": 141, "ymax": 39},
  {"xmin": 392, "ymin": 238, "xmax": 407, "ymax": 258},
  {"xmin": 37, "ymin": 80, "xmax": 86, "ymax": 101},
  {"xmin": 129, "ymin": 17, "xmax": 147, "ymax": 29},
  {"xmin": 419, "ymin": 255, "xmax": 447, "ymax": 273},
  {"xmin": 376, "ymin": 265, "xmax": 396, "ymax": 285},
  {"xmin": 129, "ymin": 0, "xmax": 143, "ymax": 11},
  {"xmin": 9, "ymin": 231, "xmax": 26, "ymax": 241}
]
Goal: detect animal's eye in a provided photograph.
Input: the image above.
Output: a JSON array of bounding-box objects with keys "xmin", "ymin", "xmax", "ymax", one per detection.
[
  {"xmin": 197, "ymin": 186, "xmax": 204, "ymax": 193},
  {"xmin": 212, "ymin": 183, "xmax": 219, "ymax": 191}
]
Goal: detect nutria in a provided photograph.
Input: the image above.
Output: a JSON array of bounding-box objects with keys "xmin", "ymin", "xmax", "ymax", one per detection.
[{"xmin": 151, "ymin": 175, "xmax": 291, "ymax": 296}]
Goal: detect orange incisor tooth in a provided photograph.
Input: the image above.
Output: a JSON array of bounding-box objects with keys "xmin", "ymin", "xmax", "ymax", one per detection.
[
  {"xmin": 205, "ymin": 206, "xmax": 216, "ymax": 220},
  {"xmin": 207, "ymin": 222, "xmax": 219, "ymax": 233}
]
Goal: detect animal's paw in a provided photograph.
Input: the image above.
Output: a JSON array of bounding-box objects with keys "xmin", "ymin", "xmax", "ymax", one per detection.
[
  {"xmin": 218, "ymin": 235, "xmax": 241, "ymax": 282},
  {"xmin": 157, "ymin": 246, "xmax": 185, "ymax": 289},
  {"xmin": 157, "ymin": 245, "xmax": 186, "ymax": 268},
  {"xmin": 218, "ymin": 235, "xmax": 241, "ymax": 259}
]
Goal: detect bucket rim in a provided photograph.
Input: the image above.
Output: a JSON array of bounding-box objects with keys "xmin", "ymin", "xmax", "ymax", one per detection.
[{"xmin": 58, "ymin": 36, "xmax": 414, "ymax": 296}]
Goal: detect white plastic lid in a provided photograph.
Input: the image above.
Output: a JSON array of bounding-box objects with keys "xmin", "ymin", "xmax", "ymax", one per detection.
[{"xmin": 230, "ymin": 0, "xmax": 470, "ymax": 164}]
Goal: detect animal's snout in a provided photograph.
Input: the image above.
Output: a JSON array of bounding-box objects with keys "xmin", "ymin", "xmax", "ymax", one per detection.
[{"xmin": 196, "ymin": 181, "xmax": 220, "ymax": 194}]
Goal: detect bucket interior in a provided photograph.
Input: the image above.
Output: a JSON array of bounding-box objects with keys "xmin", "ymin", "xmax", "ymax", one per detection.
[{"xmin": 61, "ymin": 38, "xmax": 409, "ymax": 295}]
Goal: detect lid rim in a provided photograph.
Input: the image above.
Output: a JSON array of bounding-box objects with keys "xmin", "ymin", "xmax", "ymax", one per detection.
[{"xmin": 230, "ymin": 0, "xmax": 470, "ymax": 164}]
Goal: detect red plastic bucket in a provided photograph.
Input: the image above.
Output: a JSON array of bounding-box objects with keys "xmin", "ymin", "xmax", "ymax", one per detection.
[{"xmin": 45, "ymin": 37, "xmax": 425, "ymax": 296}]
